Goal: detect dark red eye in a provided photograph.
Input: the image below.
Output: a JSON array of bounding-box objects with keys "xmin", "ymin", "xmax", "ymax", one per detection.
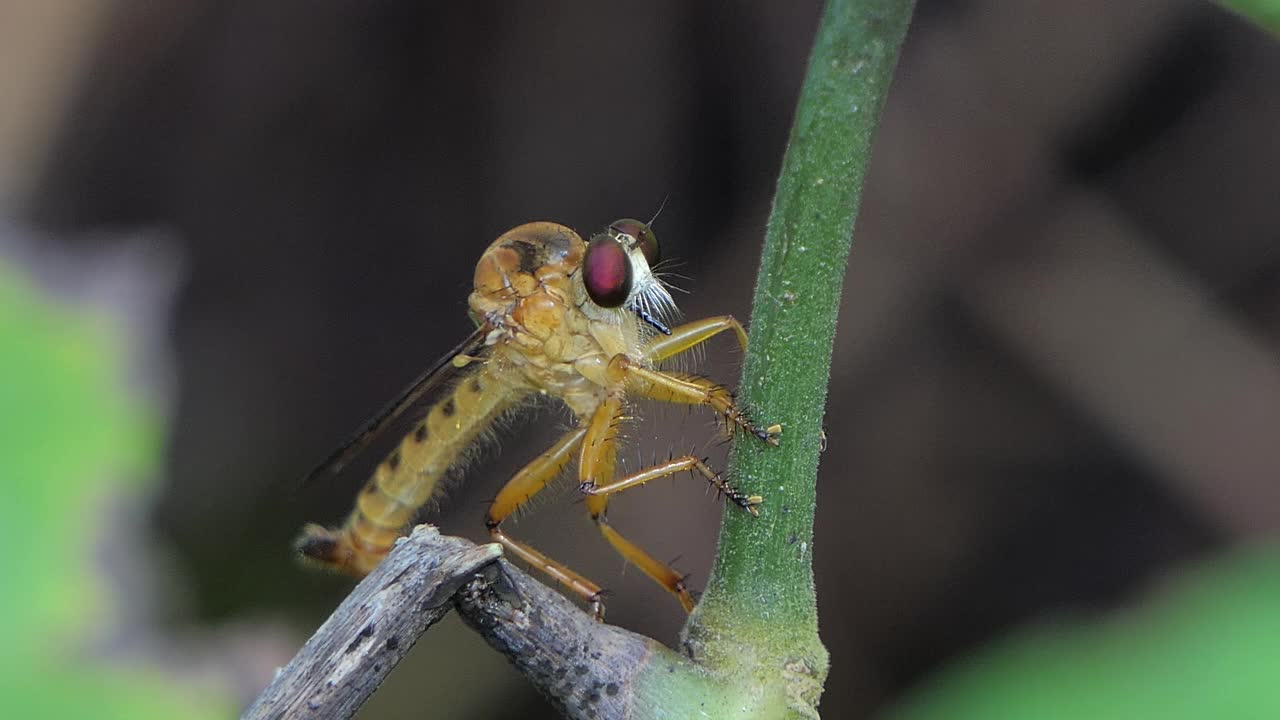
[
  {"xmin": 610, "ymin": 218, "xmax": 660, "ymax": 268},
  {"xmin": 583, "ymin": 235, "xmax": 633, "ymax": 308}
]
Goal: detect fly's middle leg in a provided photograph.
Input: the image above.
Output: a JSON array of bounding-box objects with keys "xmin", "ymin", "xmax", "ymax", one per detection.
[
  {"xmin": 484, "ymin": 427, "xmax": 609, "ymax": 618},
  {"xmin": 578, "ymin": 392, "xmax": 704, "ymax": 613},
  {"xmin": 580, "ymin": 455, "xmax": 763, "ymax": 515}
]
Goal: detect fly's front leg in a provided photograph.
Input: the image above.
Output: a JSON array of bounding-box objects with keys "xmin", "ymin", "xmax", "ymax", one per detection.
[
  {"xmin": 607, "ymin": 354, "xmax": 781, "ymax": 445},
  {"xmin": 645, "ymin": 315, "xmax": 748, "ymax": 362},
  {"xmin": 484, "ymin": 427, "xmax": 608, "ymax": 618},
  {"xmin": 580, "ymin": 392, "xmax": 699, "ymax": 612}
]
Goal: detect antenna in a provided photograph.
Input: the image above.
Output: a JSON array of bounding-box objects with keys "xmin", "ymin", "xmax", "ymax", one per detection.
[{"xmin": 646, "ymin": 193, "xmax": 671, "ymax": 228}]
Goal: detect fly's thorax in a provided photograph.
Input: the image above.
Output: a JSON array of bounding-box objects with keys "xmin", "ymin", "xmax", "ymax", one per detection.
[
  {"xmin": 470, "ymin": 221, "xmax": 583, "ymax": 322},
  {"xmin": 466, "ymin": 222, "xmax": 599, "ymax": 387},
  {"xmin": 471, "ymin": 225, "xmax": 573, "ymax": 348}
]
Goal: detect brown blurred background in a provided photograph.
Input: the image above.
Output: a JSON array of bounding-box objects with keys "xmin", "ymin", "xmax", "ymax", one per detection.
[{"xmin": 4, "ymin": 1, "xmax": 1278, "ymax": 717}]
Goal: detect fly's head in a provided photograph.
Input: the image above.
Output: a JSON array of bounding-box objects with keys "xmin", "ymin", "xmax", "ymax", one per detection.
[
  {"xmin": 469, "ymin": 219, "xmax": 677, "ymax": 361},
  {"xmin": 579, "ymin": 218, "xmax": 677, "ymax": 336}
]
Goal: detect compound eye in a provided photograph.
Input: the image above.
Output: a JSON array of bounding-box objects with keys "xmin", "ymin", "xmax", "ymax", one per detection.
[
  {"xmin": 610, "ymin": 218, "xmax": 660, "ymax": 268},
  {"xmin": 583, "ymin": 234, "xmax": 633, "ymax": 308}
]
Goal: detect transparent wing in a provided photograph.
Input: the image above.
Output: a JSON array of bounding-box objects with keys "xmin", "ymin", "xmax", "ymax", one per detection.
[{"xmin": 300, "ymin": 324, "xmax": 492, "ymax": 487}]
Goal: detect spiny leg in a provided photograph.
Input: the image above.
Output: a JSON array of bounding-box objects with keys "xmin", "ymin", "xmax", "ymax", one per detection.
[
  {"xmin": 580, "ymin": 393, "xmax": 708, "ymax": 613},
  {"xmin": 490, "ymin": 529, "xmax": 606, "ymax": 618},
  {"xmin": 487, "ymin": 426, "xmax": 586, "ymax": 524},
  {"xmin": 645, "ymin": 315, "xmax": 749, "ymax": 361},
  {"xmin": 581, "ymin": 456, "xmax": 762, "ymax": 516},
  {"xmin": 484, "ymin": 427, "xmax": 608, "ymax": 617},
  {"xmin": 586, "ymin": 493, "xmax": 695, "ymax": 613},
  {"xmin": 606, "ymin": 354, "xmax": 781, "ymax": 445}
]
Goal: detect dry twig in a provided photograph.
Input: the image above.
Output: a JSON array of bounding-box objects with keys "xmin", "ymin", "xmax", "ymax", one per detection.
[{"xmin": 242, "ymin": 525, "xmax": 666, "ymax": 720}]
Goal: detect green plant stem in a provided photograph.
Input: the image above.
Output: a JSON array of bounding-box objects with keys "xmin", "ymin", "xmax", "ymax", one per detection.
[{"xmin": 676, "ymin": 0, "xmax": 916, "ymax": 712}]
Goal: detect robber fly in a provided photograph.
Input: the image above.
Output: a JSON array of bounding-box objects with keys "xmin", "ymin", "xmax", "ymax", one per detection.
[{"xmin": 297, "ymin": 219, "xmax": 780, "ymax": 616}]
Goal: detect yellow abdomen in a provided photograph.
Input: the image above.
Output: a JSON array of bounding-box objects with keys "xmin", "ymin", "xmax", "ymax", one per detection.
[{"xmin": 298, "ymin": 364, "xmax": 524, "ymax": 575}]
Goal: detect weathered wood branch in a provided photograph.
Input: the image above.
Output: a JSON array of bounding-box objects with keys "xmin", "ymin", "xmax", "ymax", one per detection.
[
  {"xmin": 241, "ymin": 527, "xmax": 498, "ymax": 719},
  {"xmin": 241, "ymin": 525, "xmax": 670, "ymax": 720},
  {"xmin": 452, "ymin": 553, "xmax": 671, "ymax": 720}
]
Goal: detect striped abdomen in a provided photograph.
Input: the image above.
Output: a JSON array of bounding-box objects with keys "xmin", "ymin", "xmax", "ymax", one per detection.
[{"xmin": 298, "ymin": 365, "xmax": 523, "ymax": 575}]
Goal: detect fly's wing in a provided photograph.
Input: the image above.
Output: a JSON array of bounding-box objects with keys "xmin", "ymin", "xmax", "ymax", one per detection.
[{"xmin": 300, "ymin": 324, "xmax": 492, "ymax": 488}]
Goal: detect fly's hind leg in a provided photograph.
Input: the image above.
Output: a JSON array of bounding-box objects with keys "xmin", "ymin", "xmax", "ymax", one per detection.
[
  {"xmin": 586, "ymin": 492, "xmax": 697, "ymax": 612},
  {"xmin": 577, "ymin": 392, "xmax": 760, "ymax": 613},
  {"xmin": 581, "ymin": 454, "xmax": 761, "ymax": 614},
  {"xmin": 484, "ymin": 426, "xmax": 609, "ymax": 617}
]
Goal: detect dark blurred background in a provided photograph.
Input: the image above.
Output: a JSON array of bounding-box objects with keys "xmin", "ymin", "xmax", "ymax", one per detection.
[{"xmin": 4, "ymin": 1, "xmax": 1279, "ymax": 717}]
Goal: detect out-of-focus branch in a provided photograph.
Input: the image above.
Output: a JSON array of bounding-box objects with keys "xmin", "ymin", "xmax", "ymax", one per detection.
[{"xmin": 964, "ymin": 193, "xmax": 1280, "ymax": 534}]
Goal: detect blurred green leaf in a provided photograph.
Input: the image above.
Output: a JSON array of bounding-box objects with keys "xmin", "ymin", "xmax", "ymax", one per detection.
[
  {"xmin": 1216, "ymin": 0, "xmax": 1280, "ymax": 35},
  {"xmin": 888, "ymin": 548, "xmax": 1280, "ymax": 720},
  {"xmin": 0, "ymin": 261, "xmax": 231, "ymax": 718}
]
